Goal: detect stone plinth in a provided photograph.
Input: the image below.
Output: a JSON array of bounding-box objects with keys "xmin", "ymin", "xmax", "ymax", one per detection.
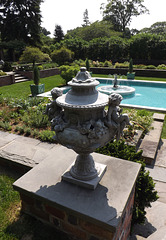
[{"xmin": 13, "ymin": 149, "xmax": 140, "ymax": 240}]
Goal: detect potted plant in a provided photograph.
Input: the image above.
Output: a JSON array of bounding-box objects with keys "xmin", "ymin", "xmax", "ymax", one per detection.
[
  {"xmin": 30, "ymin": 65, "xmax": 45, "ymax": 97},
  {"xmin": 127, "ymin": 58, "xmax": 135, "ymax": 80}
]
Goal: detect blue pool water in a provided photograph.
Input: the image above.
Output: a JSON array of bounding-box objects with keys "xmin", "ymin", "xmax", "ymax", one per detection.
[{"xmin": 97, "ymin": 79, "xmax": 166, "ymax": 111}]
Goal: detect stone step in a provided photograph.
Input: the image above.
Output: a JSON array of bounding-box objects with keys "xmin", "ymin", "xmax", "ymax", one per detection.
[
  {"xmin": 14, "ymin": 73, "xmax": 29, "ymax": 83},
  {"xmin": 138, "ymin": 113, "xmax": 165, "ymax": 165}
]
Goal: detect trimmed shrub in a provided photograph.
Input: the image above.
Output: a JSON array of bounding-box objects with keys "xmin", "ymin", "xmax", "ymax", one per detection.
[
  {"xmin": 33, "ymin": 66, "xmax": 40, "ymax": 85},
  {"xmin": 51, "ymin": 47, "xmax": 74, "ymax": 65},
  {"xmin": 59, "ymin": 65, "xmax": 80, "ymax": 84}
]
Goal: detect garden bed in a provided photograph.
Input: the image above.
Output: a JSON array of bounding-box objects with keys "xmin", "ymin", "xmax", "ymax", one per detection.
[{"xmin": 90, "ymin": 67, "xmax": 166, "ymax": 78}]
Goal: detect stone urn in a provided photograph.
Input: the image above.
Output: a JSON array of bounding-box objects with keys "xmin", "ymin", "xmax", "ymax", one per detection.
[{"xmin": 46, "ymin": 67, "xmax": 129, "ymax": 188}]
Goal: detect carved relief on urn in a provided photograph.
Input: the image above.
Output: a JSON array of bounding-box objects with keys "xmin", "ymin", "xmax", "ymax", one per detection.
[{"xmin": 46, "ymin": 67, "xmax": 130, "ymax": 188}]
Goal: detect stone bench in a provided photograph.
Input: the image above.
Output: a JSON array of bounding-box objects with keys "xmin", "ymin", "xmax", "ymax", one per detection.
[{"xmin": 138, "ymin": 113, "xmax": 165, "ymax": 165}]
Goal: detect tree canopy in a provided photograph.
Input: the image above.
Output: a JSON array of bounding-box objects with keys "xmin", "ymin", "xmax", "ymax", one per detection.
[
  {"xmin": 140, "ymin": 22, "xmax": 166, "ymax": 35},
  {"xmin": 0, "ymin": 0, "xmax": 43, "ymax": 46},
  {"xmin": 102, "ymin": 0, "xmax": 149, "ymax": 35}
]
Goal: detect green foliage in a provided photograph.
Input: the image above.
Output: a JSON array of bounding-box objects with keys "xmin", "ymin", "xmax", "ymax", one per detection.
[
  {"xmin": 129, "ymin": 58, "xmax": 133, "ymax": 73},
  {"xmin": 0, "ymin": 121, "xmax": 12, "ymax": 131},
  {"xmin": 51, "ymin": 47, "xmax": 74, "ymax": 65},
  {"xmin": 0, "ymin": 75, "xmax": 65, "ymax": 99},
  {"xmin": 103, "ymin": 60, "xmax": 112, "ymax": 67},
  {"xmin": 65, "ymin": 21, "xmax": 121, "ymax": 41},
  {"xmin": 33, "ymin": 66, "xmax": 40, "ymax": 85},
  {"xmin": 102, "ymin": 0, "xmax": 149, "ymax": 34},
  {"xmin": 140, "ymin": 21, "xmax": 166, "ymax": 35},
  {"xmin": 39, "ymin": 130, "xmax": 56, "ymax": 142},
  {"xmin": 124, "ymin": 109, "xmax": 153, "ymax": 135},
  {"xmin": 114, "ymin": 61, "xmax": 129, "ymax": 68},
  {"xmin": 85, "ymin": 58, "xmax": 90, "ymax": 71},
  {"xmin": 59, "ymin": 65, "xmax": 80, "ymax": 84},
  {"xmin": 54, "ymin": 25, "xmax": 64, "ymax": 43},
  {"xmin": 22, "ymin": 107, "xmax": 49, "ymax": 129},
  {"xmin": 96, "ymin": 140, "xmax": 158, "ymax": 226},
  {"xmin": 0, "ymin": 174, "xmax": 20, "ymax": 232},
  {"xmin": 19, "ymin": 47, "xmax": 48, "ymax": 66},
  {"xmin": 0, "ymin": 71, "xmax": 7, "ymax": 76},
  {"xmin": 82, "ymin": 9, "xmax": 90, "ymax": 27},
  {"xmin": 0, "ymin": 0, "xmax": 43, "ymax": 46},
  {"xmin": 2, "ymin": 62, "xmax": 12, "ymax": 72},
  {"xmin": 157, "ymin": 64, "xmax": 166, "ymax": 70}
]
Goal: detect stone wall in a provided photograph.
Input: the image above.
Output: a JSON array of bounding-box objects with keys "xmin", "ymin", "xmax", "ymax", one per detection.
[
  {"xmin": 17, "ymin": 68, "xmax": 60, "ymax": 80},
  {"xmin": 90, "ymin": 67, "xmax": 166, "ymax": 78},
  {"xmin": 0, "ymin": 74, "xmax": 15, "ymax": 87},
  {"xmin": 19, "ymin": 185, "xmax": 135, "ymax": 240}
]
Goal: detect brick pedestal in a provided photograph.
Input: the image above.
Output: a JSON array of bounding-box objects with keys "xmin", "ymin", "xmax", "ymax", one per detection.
[{"xmin": 13, "ymin": 150, "xmax": 140, "ymax": 240}]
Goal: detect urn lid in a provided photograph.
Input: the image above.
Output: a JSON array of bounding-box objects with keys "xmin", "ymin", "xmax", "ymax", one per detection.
[
  {"xmin": 72, "ymin": 67, "xmax": 93, "ymax": 83},
  {"xmin": 56, "ymin": 67, "xmax": 108, "ymax": 109}
]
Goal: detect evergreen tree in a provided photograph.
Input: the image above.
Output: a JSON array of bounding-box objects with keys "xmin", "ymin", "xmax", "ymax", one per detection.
[
  {"xmin": 54, "ymin": 25, "xmax": 64, "ymax": 43},
  {"xmin": 82, "ymin": 9, "xmax": 90, "ymax": 27},
  {"xmin": 0, "ymin": 0, "xmax": 43, "ymax": 46}
]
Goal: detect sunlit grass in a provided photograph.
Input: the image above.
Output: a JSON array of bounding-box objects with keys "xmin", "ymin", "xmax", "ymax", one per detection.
[{"xmin": 0, "ymin": 75, "xmax": 65, "ymax": 98}]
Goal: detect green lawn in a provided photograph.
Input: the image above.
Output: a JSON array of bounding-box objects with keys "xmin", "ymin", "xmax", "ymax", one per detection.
[
  {"xmin": 0, "ymin": 170, "xmax": 70, "ymax": 240},
  {"xmin": 0, "ymin": 75, "xmax": 65, "ymax": 98}
]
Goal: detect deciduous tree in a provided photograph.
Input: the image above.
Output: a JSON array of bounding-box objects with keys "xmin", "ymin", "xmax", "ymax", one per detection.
[{"xmin": 102, "ymin": 0, "xmax": 149, "ymax": 35}]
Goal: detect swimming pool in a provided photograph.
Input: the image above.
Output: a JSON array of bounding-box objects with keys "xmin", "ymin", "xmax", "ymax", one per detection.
[{"xmin": 97, "ymin": 78, "xmax": 166, "ymax": 112}]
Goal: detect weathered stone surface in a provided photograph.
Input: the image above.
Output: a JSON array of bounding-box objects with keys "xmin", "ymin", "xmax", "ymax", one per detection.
[
  {"xmin": 146, "ymin": 165, "xmax": 166, "ymax": 183},
  {"xmin": 147, "ymin": 226, "xmax": 166, "ymax": 240},
  {"xmin": 13, "ymin": 149, "xmax": 140, "ymax": 231},
  {"xmin": 140, "ymin": 140, "xmax": 158, "ymax": 164},
  {"xmin": 139, "ymin": 120, "xmax": 163, "ymax": 164},
  {"xmin": 154, "ymin": 181, "xmax": 166, "ymax": 204},
  {"xmin": 155, "ymin": 139, "xmax": 166, "ymax": 168},
  {"xmin": 146, "ymin": 201, "xmax": 166, "ymax": 232},
  {"xmin": 15, "ymin": 135, "xmax": 41, "ymax": 146},
  {"xmin": 153, "ymin": 113, "xmax": 165, "ymax": 122}
]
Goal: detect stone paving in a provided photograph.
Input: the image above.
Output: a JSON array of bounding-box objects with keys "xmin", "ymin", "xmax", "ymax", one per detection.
[{"xmin": 1, "ymin": 125, "xmax": 166, "ymax": 239}]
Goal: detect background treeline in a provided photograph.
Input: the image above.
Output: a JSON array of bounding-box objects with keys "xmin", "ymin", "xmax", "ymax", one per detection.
[
  {"xmin": 46, "ymin": 23, "xmax": 166, "ymax": 65},
  {"xmin": 1, "ymin": 19, "xmax": 166, "ymax": 65}
]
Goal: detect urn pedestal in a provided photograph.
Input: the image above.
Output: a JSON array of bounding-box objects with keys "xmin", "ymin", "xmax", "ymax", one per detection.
[{"xmin": 51, "ymin": 67, "xmax": 117, "ymax": 188}]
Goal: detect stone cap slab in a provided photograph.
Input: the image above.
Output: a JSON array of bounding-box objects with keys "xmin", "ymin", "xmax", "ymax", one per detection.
[
  {"xmin": 153, "ymin": 113, "xmax": 165, "ymax": 122},
  {"xmin": 13, "ymin": 147, "xmax": 140, "ymax": 231}
]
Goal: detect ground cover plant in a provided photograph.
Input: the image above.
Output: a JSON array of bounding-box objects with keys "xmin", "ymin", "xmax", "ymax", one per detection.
[{"xmin": 0, "ymin": 96, "xmax": 57, "ymax": 142}]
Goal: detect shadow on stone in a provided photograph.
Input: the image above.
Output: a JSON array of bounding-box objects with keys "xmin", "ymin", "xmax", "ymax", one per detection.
[
  {"xmin": 130, "ymin": 218, "xmax": 157, "ymax": 239},
  {"xmin": 35, "ymin": 181, "xmax": 118, "ymax": 228}
]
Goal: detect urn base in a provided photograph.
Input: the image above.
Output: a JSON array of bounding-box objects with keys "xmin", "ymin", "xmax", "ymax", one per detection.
[{"xmin": 62, "ymin": 160, "xmax": 107, "ymax": 189}]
